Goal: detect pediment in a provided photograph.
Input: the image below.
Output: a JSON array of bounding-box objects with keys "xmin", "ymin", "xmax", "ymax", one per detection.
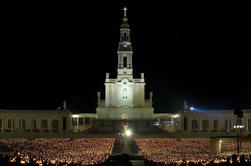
[{"xmin": 118, "ymin": 105, "xmax": 132, "ymax": 111}]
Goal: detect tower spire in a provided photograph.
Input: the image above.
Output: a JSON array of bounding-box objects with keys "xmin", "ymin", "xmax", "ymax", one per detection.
[
  {"xmin": 117, "ymin": 7, "xmax": 133, "ymax": 76},
  {"xmin": 123, "ymin": 7, "xmax": 127, "ymax": 18}
]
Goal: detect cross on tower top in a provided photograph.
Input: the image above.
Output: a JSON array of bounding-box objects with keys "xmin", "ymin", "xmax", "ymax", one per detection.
[{"xmin": 123, "ymin": 7, "xmax": 127, "ymax": 18}]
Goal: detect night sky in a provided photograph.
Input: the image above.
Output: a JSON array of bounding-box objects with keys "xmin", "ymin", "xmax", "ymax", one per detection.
[{"xmin": 1, "ymin": 2, "xmax": 250, "ymax": 113}]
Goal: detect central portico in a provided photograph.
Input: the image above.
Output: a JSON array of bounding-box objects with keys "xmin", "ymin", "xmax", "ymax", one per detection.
[{"xmin": 96, "ymin": 8, "xmax": 154, "ymax": 120}]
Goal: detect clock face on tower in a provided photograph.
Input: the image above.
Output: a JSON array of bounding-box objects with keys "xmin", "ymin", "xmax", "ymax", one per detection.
[{"xmin": 122, "ymin": 42, "xmax": 129, "ymax": 48}]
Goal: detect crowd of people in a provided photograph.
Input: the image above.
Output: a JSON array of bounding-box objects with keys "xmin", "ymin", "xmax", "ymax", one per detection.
[
  {"xmin": 136, "ymin": 138, "xmax": 210, "ymax": 155},
  {"xmin": 136, "ymin": 138, "xmax": 251, "ymax": 165},
  {"xmin": 144, "ymin": 154, "xmax": 251, "ymax": 166},
  {"xmin": 1, "ymin": 137, "xmax": 251, "ymax": 165},
  {"xmin": 0, "ymin": 138, "xmax": 114, "ymax": 165},
  {"xmin": 221, "ymin": 142, "xmax": 251, "ymax": 153}
]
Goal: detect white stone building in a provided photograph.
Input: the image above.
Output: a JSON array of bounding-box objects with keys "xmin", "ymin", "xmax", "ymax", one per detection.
[{"xmin": 96, "ymin": 7, "xmax": 154, "ymax": 120}]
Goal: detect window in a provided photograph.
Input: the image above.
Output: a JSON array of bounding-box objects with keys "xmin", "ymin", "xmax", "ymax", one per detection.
[
  {"xmin": 229, "ymin": 120, "xmax": 232, "ymax": 130},
  {"xmin": 79, "ymin": 117, "xmax": 84, "ymax": 126},
  {"xmin": 63, "ymin": 117, "xmax": 67, "ymax": 131},
  {"xmin": 123, "ymin": 57, "xmax": 127, "ymax": 68},
  {"xmin": 192, "ymin": 120, "xmax": 198, "ymax": 130},
  {"xmin": 123, "ymin": 32, "xmax": 126, "ymax": 39},
  {"xmin": 42, "ymin": 119, "xmax": 48, "ymax": 129},
  {"xmin": 72, "ymin": 118, "xmax": 77, "ymax": 126},
  {"xmin": 8, "ymin": 119, "xmax": 12, "ymax": 129},
  {"xmin": 224, "ymin": 120, "xmax": 228, "ymax": 130},
  {"xmin": 202, "ymin": 120, "xmax": 209, "ymax": 130},
  {"xmin": 184, "ymin": 117, "xmax": 187, "ymax": 131},
  {"xmin": 31, "ymin": 119, "xmax": 36, "ymax": 129},
  {"xmin": 214, "ymin": 120, "xmax": 218, "ymax": 129},
  {"xmin": 52, "ymin": 119, "xmax": 59, "ymax": 132}
]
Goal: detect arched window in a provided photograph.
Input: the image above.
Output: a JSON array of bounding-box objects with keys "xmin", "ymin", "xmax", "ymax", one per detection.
[
  {"xmin": 214, "ymin": 119, "xmax": 218, "ymax": 129},
  {"xmin": 8, "ymin": 119, "xmax": 12, "ymax": 129},
  {"xmin": 21, "ymin": 119, "xmax": 25, "ymax": 129},
  {"xmin": 202, "ymin": 120, "xmax": 209, "ymax": 130},
  {"xmin": 31, "ymin": 119, "xmax": 36, "ymax": 129},
  {"xmin": 184, "ymin": 117, "xmax": 187, "ymax": 131},
  {"xmin": 41, "ymin": 119, "xmax": 48, "ymax": 129},
  {"xmin": 122, "ymin": 88, "xmax": 127, "ymax": 99},
  {"xmin": 229, "ymin": 120, "xmax": 232, "ymax": 130},
  {"xmin": 192, "ymin": 120, "xmax": 198, "ymax": 130},
  {"xmin": 123, "ymin": 32, "xmax": 127, "ymax": 39},
  {"xmin": 52, "ymin": 119, "xmax": 59, "ymax": 132},
  {"xmin": 224, "ymin": 120, "xmax": 228, "ymax": 130},
  {"xmin": 123, "ymin": 57, "xmax": 127, "ymax": 68}
]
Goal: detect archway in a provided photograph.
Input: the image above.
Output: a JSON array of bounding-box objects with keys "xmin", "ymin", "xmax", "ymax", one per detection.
[
  {"xmin": 52, "ymin": 119, "xmax": 59, "ymax": 132},
  {"xmin": 41, "ymin": 119, "xmax": 48, "ymax": 129},
  {"xmin": 202, "ymin": 120, "xmax": 209, "ymax": 130},
  {"xmin": 192, "ymin": 119, "xmax": 198, "ymax": 130}
]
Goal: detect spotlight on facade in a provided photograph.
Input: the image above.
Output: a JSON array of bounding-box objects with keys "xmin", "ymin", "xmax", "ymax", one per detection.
[
  {"xmin": 125, "ymin": 129, "xmax": 132, "ymax": 136},
  {"xmin": 72, "ymin": 114, "xmax": 79, "ymax": 118},
  {"xmin": 190, "ymin": 107, "xmax": 194, "ymax": 110},
  {"xmin": 233, "ymin": 125, "xmax": 244, "ymax": 129},
  {"xmin": 173, "ymin": 114, "xmax": 180, "ymax": 118},
  {"xmin": 219, "ymin": 140, "xmax": 222, "ymax": 143}
]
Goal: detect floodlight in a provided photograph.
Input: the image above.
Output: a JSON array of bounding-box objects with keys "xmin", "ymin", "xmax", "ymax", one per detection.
[
  {"xmin": 125, "ymin": 129, "xmax": 132, "ymax": 136},
  {"xmin": 72, "ymin": 114, "xmax": 79, "ymax": 118},
  {"xmin": 190, "ymin": 107, "xmax": 194, "ymax": 110},
  {"xmin": 234, "ymin": 125, "xmax": 244, "ymax": 129}
]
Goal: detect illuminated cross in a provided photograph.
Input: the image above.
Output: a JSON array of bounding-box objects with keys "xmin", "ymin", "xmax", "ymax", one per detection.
[{"xmin": 123, "ymin": 7, "xmax": 127, "ymax": 17}]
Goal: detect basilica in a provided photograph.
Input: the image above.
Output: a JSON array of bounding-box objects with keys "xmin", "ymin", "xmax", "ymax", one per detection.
[
  {"xmin": 0, "ymin": 8, "xmax": 251, "ymax": 138},
  {"xmin": 96, "ymin": 7, "xmax": 154, "ymax": 120}
]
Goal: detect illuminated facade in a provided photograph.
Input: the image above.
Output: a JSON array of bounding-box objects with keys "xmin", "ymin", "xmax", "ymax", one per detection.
[
  {"xmin": 96, "ymin": 7, "xmax": 154, "ymax": 119},
  {"xmin": 0, "ymin": 8, "xmax": 251, "ymax": 138}
]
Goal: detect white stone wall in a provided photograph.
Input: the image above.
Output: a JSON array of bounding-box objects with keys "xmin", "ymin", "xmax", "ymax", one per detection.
[{"xmin": 178, "ymin": 110, "xmax": 251, "ymax": 136}]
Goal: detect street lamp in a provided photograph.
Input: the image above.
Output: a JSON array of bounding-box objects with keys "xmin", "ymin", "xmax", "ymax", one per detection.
[
  {"xmin": 125, "ymin": 129, "xmax": 132, "ymax": 137},
  {"xmin": 234, "ymin": 106, "xmax": 243, "ymax": 155}
]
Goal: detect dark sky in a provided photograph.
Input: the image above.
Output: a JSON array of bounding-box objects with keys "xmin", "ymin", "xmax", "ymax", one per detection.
[{"xmin": 1, "ymin": 1, "xmax": 250, "ymax": 113}]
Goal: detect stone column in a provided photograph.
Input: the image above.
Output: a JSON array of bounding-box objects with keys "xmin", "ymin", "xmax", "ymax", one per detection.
[
  {"xmin": 209, "ymin": 138, "xmax": 221, "ymax": 154},
  {"xmin": 210, "ymin": 119, "xmax": 214, "ymax": 131},
  {"xmin": 3, "ymin": 119, "xmax": 7, "ymax": 129},
  {"xmin": 106, "ymin": 73, "xmax": 110, "ymax": 79},
  {"xmin": 141, "ymin": 73, "xmax": 144, "ymax": 79},
  {"xmin": 118, "ymin": 54, "xmax": 121, "ymax": 68},
  {"xmin": 97, "ymin": 92, "xmax": 101, "ymax": 106},
  {"xmin": 245, "ymin": 117, "xmax": 249, "ymax": 133},
  {"xmin": 129, "ymin": 54, "xmax": 132, "ymax": 68},
  {"xmin": 171, "ymin": 117, "xmax": 174, "ymax": 127},
  {"xmin": 150, "ymin": 92, "xmax": 153, "ymax": 102},
  {"xmin": 37, "ymin": 119, "xmax": 41, "ymax": 130}
]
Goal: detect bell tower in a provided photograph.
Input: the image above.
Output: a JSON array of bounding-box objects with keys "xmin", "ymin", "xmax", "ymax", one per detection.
[
  {"xmin": 97, "ymin": 7, "xmax": 154, "ymax": 119},
  {"xmin": 117, "ymin": 7, "xmax": 133, "ymax": 79}
]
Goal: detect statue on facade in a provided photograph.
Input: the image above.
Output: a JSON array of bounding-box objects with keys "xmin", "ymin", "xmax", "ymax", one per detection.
[{"xmin": 123, "ymin": 88, "xmax": 127, "ymax": 99}]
